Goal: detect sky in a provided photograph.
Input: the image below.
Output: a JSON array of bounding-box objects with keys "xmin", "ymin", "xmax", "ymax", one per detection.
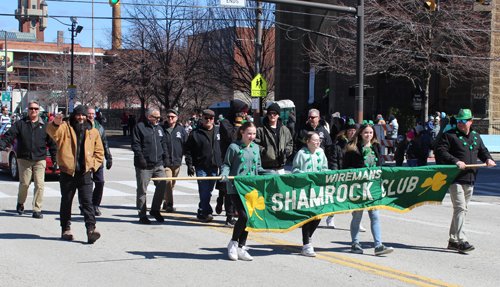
[{"xmin": 0, "ymin": 0, "xmax": 123, "ymax": 49}]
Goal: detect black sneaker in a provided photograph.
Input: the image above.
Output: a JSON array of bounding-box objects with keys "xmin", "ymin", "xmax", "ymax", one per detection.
[
  {"xmin": 150, "ymin": 210, "xmax": 165, "ymax": 222},
  {"xmin": 458, "ymin": 242, "xmax": 475, "ymax": 253},
  {"xmin": 139, "ymin": 217, "xmax": 151, "ymax": 224},
  {"xmin": 94, "ymin": 206, "xmax": 102, "ymax": 216},
  {"xmin": 447, "ymin": 241, "xmax": 460, "ymax": 251},
  {"xmin": 165, "ymin": 205, "xmax": 176, "ymax": 213},
  {"xmin": 32, "ymin": 212, "xmax": 43, "ymax": 219},
  {"xmin": 16, "ymin": 203, "xmax": 24, "ymax": 215},
  {"xmin": 225, "ymin": 216, "xmax": 236, "ymax": 228}
]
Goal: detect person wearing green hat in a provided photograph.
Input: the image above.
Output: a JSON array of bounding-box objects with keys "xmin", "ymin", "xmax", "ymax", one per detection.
[{"xmin": 435, "ymin": 108, "xmax": 496, "ymax": 254}]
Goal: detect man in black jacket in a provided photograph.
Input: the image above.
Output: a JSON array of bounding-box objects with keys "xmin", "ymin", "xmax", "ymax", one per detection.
[
  {"xmin": 0, "ymin": 100, "xmax": 57, "ymax": 219},
  {"xmin": 132, "ymin": 108, "xmax": 170, "ymax": 224},
  {"xmin": 296, "ymin": 108, "xmax": 334, "ymax": 169},
  {"xmin": 435, "ymin": 108, "xmax": 496, "ymax": 254},
  {"xmin": 162, "ymin": 109, "xmax": 188, "ymax": 212},
  {"xmin": 86, "ymin": 106, "xmax": 112, "ymax": 216},
  {"xmin": 185, "ymin": 109, "xmax": 222, "ymax": 222}
]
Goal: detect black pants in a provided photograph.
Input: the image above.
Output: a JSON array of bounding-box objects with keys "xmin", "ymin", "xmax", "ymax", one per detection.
[
  {"xmin": 230, "ymin": 194, "xmax": 248, "ymax": 247},
  {"xmin": 60, "ymin": 172, "xmax": 95, "ymax": 232},
  {"xmin": 302, "ymin": 219, "xmax": 321, "ymax": 245},
  {"xmin": 92, "ymin": 166, "xmax": 105, "ymax": 206},
  {"xmin": 216, "ymin": 182, "xmax": 234, "ymax": 217}
]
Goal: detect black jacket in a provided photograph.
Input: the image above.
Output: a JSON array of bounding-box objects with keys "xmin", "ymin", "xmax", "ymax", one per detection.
[
  {"xmin": 394, "ymin": 139, "xmax": 407, "ymax": 162},
  {"xmin": 296, "ymin": 123, "xmax": 334, "ymax": 169},
  {"xmin": 331, "ymin": 136, "xmax": 348, "ymax": 170},
  {"xmin": 417, "ymin": 129, "xmax": 432, "ymax": 165},
  {"xmin": 435, "ymin": 128, "xmax": 492, "ymax": 182},
  {"xmin": 343, "ymin": 141, "xmax": 383, "ymax": 169},
  {"xmin": 94, "ymin": 120, "xmax": 111, "ymax": 162},
  {"xmin": 0, "ymin": 116, "xmax": 57, "ymax": 161},
  {"xmin": 131, "ymin": 121, "xmax": 169, "ymax": 168},
  {"xmin": 219, "ymin": 99, "xmax": 248, "ymax": 160},
  {"xmin": 406, "ymin": 139, "xmax": 420, "ymax": 160},
  {"xmin": 164, "ymin": 123, "xmax": 188, "ymax": 166},
  {"xmin": 185, "ymin": 125, "xmax": 222, "ymax": 168}
]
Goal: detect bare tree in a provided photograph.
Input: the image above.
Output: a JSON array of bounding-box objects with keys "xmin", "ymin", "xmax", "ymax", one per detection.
[
  {"xmin": 204, "ymin": 1, "xmax": 275, "ymax": 104},
  {"xmin": 124, "ymin": 0, "xmax": 211, "ymax": 112},
  {"xmin": 305, "ymin": 0, "xmax": 494, "ymax": 120}
]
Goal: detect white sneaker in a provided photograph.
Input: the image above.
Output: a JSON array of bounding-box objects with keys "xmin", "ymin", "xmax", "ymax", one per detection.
[
  {"xmin": 301, "ymin": 243, "xmax": 317, "ymax": 257},
  {"xmin": 326, "ymin": 216, "xmax": 335, "ymax": 228},
  {"xmin": 359, "ymin": 225, "xmax": 366, "ymax": 232},
  {"xmin": 227, "ymin": 240, "xmax": 238, "ymax": 261},
  {"xmin": 237, "ymin": 246, "xmax": 253, "ymax": 261}
]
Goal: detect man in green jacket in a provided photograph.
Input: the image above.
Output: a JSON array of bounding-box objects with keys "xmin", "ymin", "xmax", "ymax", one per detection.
[{"xmin": 255, "ymin": 103, "xmax": 293, "ymax": 174}]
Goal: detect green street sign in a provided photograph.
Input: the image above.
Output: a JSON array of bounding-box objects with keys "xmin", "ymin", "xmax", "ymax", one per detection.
[{"xmin": 1, "ymin": 91, "xmax": 11, "ymax": 101}]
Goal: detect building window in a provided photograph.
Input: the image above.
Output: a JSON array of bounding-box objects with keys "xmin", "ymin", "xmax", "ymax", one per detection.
[{"xmin": 55, "ymin": 56, "xmax": 59, "ymax": 63}]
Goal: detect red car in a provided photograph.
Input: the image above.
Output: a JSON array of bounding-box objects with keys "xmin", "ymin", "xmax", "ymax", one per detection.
[{"xmin": 0, "ymin": 124, "xmax": 58, "ymax": 180}]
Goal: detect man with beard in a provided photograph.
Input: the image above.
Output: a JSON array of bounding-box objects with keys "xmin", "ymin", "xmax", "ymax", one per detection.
[{"xmin": 47, "ymin": 105, "xmax": 104, "ymax": 243}]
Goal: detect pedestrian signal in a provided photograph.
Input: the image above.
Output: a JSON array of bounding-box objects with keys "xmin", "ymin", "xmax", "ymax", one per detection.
[
  {"xmin": 424, "ymin": 0, "xmax": 436, "ymax": 11},
  {"xmin": 110, "ymin": 0, "xmax": 120, "ymax": 5}
]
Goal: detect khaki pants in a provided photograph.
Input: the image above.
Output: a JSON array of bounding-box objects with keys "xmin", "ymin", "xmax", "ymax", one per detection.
[
  {"xmin": 164, "ymin": 166, "xmax": 180, "ymax": 206},
  {"xmin": 449, "ymin": 183, "xmax": 474, "ymax": 243},
  {"xmin": 18, "ymin": 159, "xmax": 46, "ymax": 212}
]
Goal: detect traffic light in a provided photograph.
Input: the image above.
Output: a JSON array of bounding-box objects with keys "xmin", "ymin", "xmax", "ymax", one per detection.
[
  {"xmin": 424, "ymin": 0, "xmax": 436, "ymax": 11},
  {"xmin": 110, "ymin": 0, "xmax": 120, "ymax": 5}
]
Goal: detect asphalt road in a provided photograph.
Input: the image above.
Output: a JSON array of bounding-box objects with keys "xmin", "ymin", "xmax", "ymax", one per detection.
[{"xmin": 1, "ymin": 145, "xmax": 499, "ymax": 287}]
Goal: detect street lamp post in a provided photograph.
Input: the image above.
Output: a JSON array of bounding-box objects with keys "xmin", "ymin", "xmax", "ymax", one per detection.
[{"xmin": 69, "ymin": 17, "xmax": 83, "ymax": 86}]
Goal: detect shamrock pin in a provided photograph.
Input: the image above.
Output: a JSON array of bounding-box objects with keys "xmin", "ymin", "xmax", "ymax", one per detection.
[
  {"xmin": 245, "ymin": 189, "xmax": 265, "ymax": 220},
  {"xmin": 419, "ymin": 172, "xmax": 448, "ymax": 196}
]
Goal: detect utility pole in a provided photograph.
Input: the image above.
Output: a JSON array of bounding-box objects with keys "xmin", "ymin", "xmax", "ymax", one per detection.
[
  {"xmin": 4, "ymin": 31, "xmax": 8, "ymax": 92},
  {"xmin": 355, "ymin": 0, "xmax": 364, "ymax": 123},
  {"xmin": 254, "ymin": 2, "xmax": 263, "ymax": 127}
]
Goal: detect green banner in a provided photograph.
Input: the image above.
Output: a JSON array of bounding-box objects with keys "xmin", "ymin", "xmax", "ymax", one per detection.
[{"xmin": 233, "ymin": 166, "xmax": 462, "ymax": 232}]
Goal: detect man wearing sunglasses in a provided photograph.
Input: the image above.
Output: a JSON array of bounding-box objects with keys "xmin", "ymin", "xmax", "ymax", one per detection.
[
  {"xmin": 0, "ymin": 100, "xmax": 57, "ymax": 219},
  {"xmin": 131, "ymin": 108, "xmax": 170, "ymax": 224},
  {"xmin": 255, "ymin": 103, "xmax": 293, "ymax": 175},
  {"xmin": 161, "ymin": 109, "xmax": 188, "ymax": 213},
  {"xmin": 185, "ymin": 109, "xmax": 222, "ymax": 222},
  {"xmin": 435, "ymin": 108, "xmax": 496, "ymax": 254},
  {"xmin": 295, "ymin": 108, "xmax": 334, "ymax": 169}
]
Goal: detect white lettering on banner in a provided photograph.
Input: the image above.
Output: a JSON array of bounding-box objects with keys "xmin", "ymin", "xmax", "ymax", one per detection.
[
  {"xmin": 309, "ymin": 187, "xmax": 324, "ymax": 207},
  {"xmin": 382, "ymin": 176, "xmax": 420, "ymax": 197},
  {"xmin": 325, "ymin": 169, "xmax": 382, "ymax": 184},
  {"xmin": 272, "ymin": 193, "xmax": 283, "ymax": 211},
  {"xmin": 297, "ymin": 189, "xmax": 310, "ymax": 209}
]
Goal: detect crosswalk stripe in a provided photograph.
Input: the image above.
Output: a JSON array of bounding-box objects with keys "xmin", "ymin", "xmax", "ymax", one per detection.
[{"xmin": 0, "ymin": 191, "xmax": 14, "ymax": 198}]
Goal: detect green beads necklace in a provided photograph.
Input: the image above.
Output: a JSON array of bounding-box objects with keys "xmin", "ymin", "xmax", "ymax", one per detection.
[{"xmin": 456, "ymin": 130, "xmax": 477, "ymax": 150}]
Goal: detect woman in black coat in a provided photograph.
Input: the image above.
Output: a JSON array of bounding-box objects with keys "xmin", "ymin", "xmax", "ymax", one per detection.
[{"xmin": 343, "ymin": 122, "xmax": 394, "ymax": 256}]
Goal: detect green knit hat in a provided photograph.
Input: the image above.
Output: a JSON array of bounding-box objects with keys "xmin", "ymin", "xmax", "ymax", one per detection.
[{"xmin": 456, "ymin": 109, "xmax": 473, "ymax": 120}]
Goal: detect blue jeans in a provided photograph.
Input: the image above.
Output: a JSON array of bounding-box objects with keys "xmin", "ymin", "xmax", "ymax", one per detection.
[
  {"xmin": 407, "ymin": 159, "xmax": 418, "ymax": 167},
  {"xmin": 350, "ymin": 210, "xmax": 382, "ymax": 247},
  {"xmin": 196, "ymin": 166, "xmax": 218, "ymax": 216}
]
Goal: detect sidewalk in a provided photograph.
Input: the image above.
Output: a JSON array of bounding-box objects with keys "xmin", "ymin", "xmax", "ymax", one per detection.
[{"xmin": 106, "ymin": 130, "xmax": 132, "ymax": 148}]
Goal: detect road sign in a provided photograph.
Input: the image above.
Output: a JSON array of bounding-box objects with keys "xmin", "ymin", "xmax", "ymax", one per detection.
[
  {"xmin": 68, "ymin": 85, "xmax": 77, "ymax": 99},
  {"xmin": 251, "ymin": 74, "xmax": 267, "ymax": 98},
  {"xmin": 1, "ymin": 91, "xmax": 11, "ymax": 101},
  {"xmin": 252, "ymin": 98, "xmax": 259, "ymax": 110},
  {"xmin": 219, "ymin": 0, "xmax": 246, "ymax": 8}
]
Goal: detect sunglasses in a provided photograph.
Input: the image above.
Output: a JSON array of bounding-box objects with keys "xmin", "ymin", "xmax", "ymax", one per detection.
[
  {"xmin": 268, "ymin": 112, "xmax": 278, "ymax": 116},
  {"xmin": 28, "ymin": 107, "xmax": 39, "ymax": 111},
  {"xmin": 308, "ymin": 116, "xmax": 318, "ymax": 119},
  {"xmin": 457, "ymin": 119, "xmax": 471, "ymax": 124},
  {"xmin": 204, "ymin": 117, "xmax": 214, "ymax": 120},
  {"xmin": 167, "ymin": 116, "xmax": 177, "ymax": 119},
  {"xmin": 150, "ymin": 116, "xmax": 161, "ymax": 120}
]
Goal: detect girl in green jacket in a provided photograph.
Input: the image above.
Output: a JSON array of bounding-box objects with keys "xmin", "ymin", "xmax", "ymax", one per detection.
[
  {"xmin": 292, "ymin": 131, "xmax": 329, "ymax": 257},
  {"xmin": 220, "ymin": 121, "xmax": 274, "ymax": 261}
]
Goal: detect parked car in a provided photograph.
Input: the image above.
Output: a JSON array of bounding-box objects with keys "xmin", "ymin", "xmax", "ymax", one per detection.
[{"xmin": 0, "ymin": 124, "xmax": 58, "ymax": 180}]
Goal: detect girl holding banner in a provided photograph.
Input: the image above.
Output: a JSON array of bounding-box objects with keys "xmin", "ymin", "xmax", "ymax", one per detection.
[
  {"xmin": 220, "ymin": 122, "xmax": 275, "ymax": 261},
  {"xmin": 292, "ymin": 131, "xmax": 329, "ymax": 257},
  {"xmin": 343, "ymin": 121, "xmax": 394, "ymax": 256}
]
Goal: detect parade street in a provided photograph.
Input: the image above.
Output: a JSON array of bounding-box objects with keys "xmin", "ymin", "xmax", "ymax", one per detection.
[{"xmin": 1, "ymin": 146, "xmax": 499, "ymax": 287}]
